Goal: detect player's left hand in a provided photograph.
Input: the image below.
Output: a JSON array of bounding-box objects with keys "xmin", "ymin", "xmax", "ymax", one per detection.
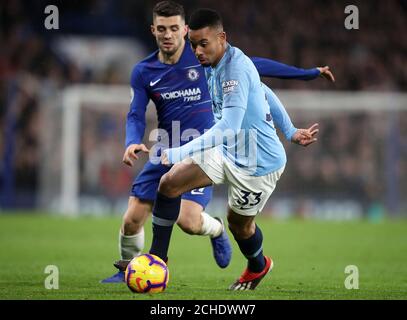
[
  {"xmin": 317, "ymin": 66, "xmax": 335, "ymax": 82},
  {"xmin": 161, "ymin": 151, "xmax": 171, "ymax": 166},
  {"xmin": 291, "ymin": 123, "xmax": 319, "ymax": 147}
]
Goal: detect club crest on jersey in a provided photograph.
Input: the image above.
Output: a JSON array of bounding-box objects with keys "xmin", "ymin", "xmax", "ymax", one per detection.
[{"xmin": 187, "ymin": 68, "xmax": 199, "ymax": 81}]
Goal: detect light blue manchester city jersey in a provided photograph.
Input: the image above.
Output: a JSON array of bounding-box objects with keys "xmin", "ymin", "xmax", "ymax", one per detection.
[
  {"xmin": 166, "ymin": 44, "xmax": 289, "ymax": 176},
  {"xmin": 205, "ymin": 44, "xmax": 287, "ymax": 176}
]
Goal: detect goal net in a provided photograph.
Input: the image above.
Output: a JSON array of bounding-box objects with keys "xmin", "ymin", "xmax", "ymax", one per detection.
[{"xmin": 38, "ymin": 86, "xmax": 407, "ymax": 219}]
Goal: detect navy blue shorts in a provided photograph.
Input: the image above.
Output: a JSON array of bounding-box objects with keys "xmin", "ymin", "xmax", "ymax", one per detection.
[{"xmin": 131, "ymin": 161, "xmax": 213, "ymax": 209}]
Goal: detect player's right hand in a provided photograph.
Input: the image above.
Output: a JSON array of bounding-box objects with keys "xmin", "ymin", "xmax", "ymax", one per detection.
[{"xmin": 122, "ymin": 144, "xmax": 150, "ymax": 167}]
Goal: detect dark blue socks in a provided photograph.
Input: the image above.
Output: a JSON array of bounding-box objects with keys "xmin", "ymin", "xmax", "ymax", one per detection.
[
  {"xmin": 149, "ymin": 192, "xmax": 181, "ymax": 262},
  {"xmin": 234, "ymin": 224, "xmax": 266, "ymax": 273}
]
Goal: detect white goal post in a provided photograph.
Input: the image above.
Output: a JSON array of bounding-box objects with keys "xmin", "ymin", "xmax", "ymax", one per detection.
[{"xmin": 61, "ymin": 85, "xmax": 133, "ymax": 214}]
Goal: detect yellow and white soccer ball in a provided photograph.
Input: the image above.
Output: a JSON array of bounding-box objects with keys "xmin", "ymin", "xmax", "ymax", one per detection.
[{"xmin": 125, "ymin": 254, "xmax": 169, "ymax": 293}]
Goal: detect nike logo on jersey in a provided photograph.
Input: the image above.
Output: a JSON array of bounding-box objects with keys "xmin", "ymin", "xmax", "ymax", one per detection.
[{"xmin": 150, "ymin": 78, "xmax": 161, "ymax": 87}]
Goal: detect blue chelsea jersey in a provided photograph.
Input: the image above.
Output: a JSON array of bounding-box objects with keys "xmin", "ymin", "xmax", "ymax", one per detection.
[{"xmin": 126, "ymin": 41, "xmax": 215, "ymax": 149}]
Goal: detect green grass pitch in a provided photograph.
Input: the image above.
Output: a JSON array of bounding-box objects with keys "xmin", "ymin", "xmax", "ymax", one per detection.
[{"xmin": 0, "ymin": 213, "xmax": 406, "ymax": 300}]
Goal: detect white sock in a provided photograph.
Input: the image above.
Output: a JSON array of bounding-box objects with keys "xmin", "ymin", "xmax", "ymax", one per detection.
[
  {"xmin": 119, "ymin": 228, "xmax": 145, "ymax": 260},
  {"xmin": 199, "ymin": 212, "xmax": 223, "ymax": 238}
]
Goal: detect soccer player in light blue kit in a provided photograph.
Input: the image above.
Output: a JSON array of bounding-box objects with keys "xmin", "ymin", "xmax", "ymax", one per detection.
[{"xmin": 148, "ymin": 8, "xmax": 319, "ymax": 290}]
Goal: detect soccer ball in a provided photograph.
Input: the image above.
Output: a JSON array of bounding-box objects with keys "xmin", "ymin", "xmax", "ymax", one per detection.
[{"xmin": 125, "ymin": 254, "xmax": 169, "ymax": 293}]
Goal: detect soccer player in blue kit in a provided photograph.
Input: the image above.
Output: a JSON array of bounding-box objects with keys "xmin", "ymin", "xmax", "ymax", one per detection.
[{"xmin": 102, "ymin": 1, "xmax": 334, "ymax": 283}]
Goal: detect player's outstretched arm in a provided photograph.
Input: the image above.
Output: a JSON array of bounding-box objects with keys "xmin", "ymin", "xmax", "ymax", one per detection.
[
  {"xmin": 262, "ymin": 83, "xmax": 319, "ymax": 146},
  {"xmin": 162, "ymin": 106, "xmax": 246, "ymax": 166},
  {"xmin": 291, "ymin": 123, "xmax": 319, "ymax": 147},
  {"xmin": 262, "ymin": 83, "xmax": 297, "ymax": 141},
  {"xmin": 250, "ymin": 57, "xmax": 335, "ymax": 82}
]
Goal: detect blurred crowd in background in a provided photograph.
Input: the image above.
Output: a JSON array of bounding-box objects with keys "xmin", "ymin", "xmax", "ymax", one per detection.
[{"xmin": 0, "ymin": 0, "xmax": 406, "ymax": 216}]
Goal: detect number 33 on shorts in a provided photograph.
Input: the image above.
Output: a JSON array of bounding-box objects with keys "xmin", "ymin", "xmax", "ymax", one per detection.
[
  {"xmin": 236, "ymin": 191, "xmax": 263, "ymax": 210},
  {"xmin": 228, "ymin": 165, "xmax": 285, "ymax": 216}
]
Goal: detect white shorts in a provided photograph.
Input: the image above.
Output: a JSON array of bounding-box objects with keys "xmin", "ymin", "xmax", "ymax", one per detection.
[{"xmin": 190, "ymin": 147, "xmax": 285, "ymax": 216}]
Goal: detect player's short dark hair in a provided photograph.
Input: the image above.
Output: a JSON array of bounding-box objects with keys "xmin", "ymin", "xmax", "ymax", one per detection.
[
  {"xmin": 153, "ymin": 1, "xmax": 185, "ymax": 21},
  {"xmin": 188, "ymin": 8, "xmax": 223, "ymax": 30}
]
